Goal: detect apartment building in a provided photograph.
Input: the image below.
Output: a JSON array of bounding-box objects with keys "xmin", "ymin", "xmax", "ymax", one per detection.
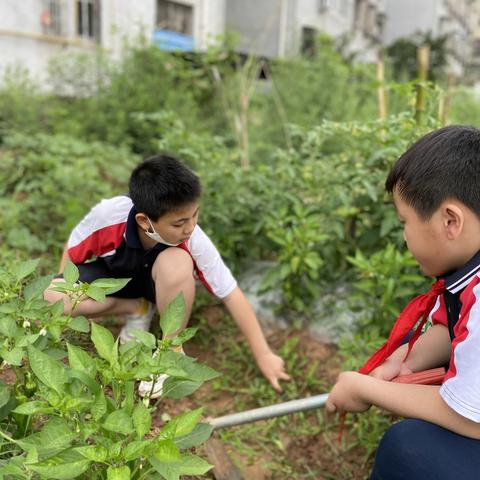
[
  {"xmin": 0, "ymin": 0, "xmax": 225, "ymax": 83},
  {"xmin": 383, "ymin": 0, "xmax": 480, "ymax": 76},
  {"xmin": 225, "ymin": 0, "xmax": 385, "ymax": 62}
]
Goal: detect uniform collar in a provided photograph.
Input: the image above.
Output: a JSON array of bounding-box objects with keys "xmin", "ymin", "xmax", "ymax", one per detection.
[
  {"xmin": 444, "ymin": 250, "xmax": 480, "ymax": 294},
  {"xmin": 124, "ymin": 207, "xmax": 143, "ymax": 249}
]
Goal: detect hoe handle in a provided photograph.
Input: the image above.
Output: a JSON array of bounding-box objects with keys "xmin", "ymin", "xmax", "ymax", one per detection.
[{"xmin": 208, "ymin": 393, "xmax": 329, "ymax": 430}]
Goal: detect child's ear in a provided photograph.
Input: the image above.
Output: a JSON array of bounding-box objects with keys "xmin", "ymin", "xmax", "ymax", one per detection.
[
  {"xmin": 443, "ymin": 203, "xmax": 464, "ymax": 240},
  {"xmin": 135, "ymin": 213, "xmax": 149, "ymax": 231}
]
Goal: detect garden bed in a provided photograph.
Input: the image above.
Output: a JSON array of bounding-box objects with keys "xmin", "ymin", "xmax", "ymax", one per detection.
[{"xmin": 154, "ymin": 305, "xmax": 372, "ymax": 479}]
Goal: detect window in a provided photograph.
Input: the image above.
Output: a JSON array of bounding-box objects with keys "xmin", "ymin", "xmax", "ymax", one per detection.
[
  {"xmin": 318, "ymin": 0, "xmax": 332, "ymax": 13},
  {"xmin": 301, "ymin": 27, "xmax": 317, "ymax": 57},
  {"xmin": 157, "ymin": 0, "xmax": 193, "ymax": 36},
  {"xmin": 41, "ymin": 0, "xmax": 63, "ymax": 36},
  {"xmin": 353, "ymin": 0, "xmax": 365, "ymax": 29},
  {"xmin": 76, "ymin": 0, "xmax": 101, "ymax": 41}
]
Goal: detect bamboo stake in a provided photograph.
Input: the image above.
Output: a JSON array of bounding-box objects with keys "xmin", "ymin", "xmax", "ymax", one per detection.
[
  {"xmin": 377, "ymin": 51, "xmax": 386, "ymax": 120},
  {"xmin": 415, "ymin": 45, "xmax": 430, "ymax": 125},
  {"xmin": 441, "ymin": 73, "xmax": 455, "ymax": 126}
]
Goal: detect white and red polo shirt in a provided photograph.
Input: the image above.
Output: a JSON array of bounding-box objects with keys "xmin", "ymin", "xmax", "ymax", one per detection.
[
  {"xmin": 67, "ymin": 195, "xmax": 237, "ymax": 300},
  {"xmin": 427, "ymin": 251, "xmax": 480, "ymax": 422}
]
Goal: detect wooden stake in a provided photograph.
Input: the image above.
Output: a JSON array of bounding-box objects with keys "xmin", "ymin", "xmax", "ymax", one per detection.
[
  {"xmin": 415, "ymin": 45, "xmax": 430, "ymax": 125},
  {"xmin": 377, "ymin": 51, "xmax": 386, "ymax": 120},
  {"xmin": 441, "ymin": 73, "xmax": 455, "ymax": 126}
]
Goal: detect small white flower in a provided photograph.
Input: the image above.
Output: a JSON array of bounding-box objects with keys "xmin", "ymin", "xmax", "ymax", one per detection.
[
  {"xmin": 39, "ymin": 327, "xmax": 47, "ymax": 336},
  {"xmin": 22, "ymin": 320, "xmax": 31, "ymax": 328}
]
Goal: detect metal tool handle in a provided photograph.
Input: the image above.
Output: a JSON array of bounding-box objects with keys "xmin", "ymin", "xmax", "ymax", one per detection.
[{"xmin": 209, "ymin": 393, "xmax": 329, "ymax": 429}]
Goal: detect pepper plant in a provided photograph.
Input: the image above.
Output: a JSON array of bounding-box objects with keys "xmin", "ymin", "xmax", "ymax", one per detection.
[{"xmin": 0, "ymin": 260, "xmax": 217, "ymax": 479}]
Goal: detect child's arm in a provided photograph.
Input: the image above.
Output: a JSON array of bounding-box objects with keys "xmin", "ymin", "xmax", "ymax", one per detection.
[
  {"xmin": 222, "ymin": 286, "xmax": 291, "ymax": 391},
  {"xmin": 326, "ymin": 372, "xmax": 480, "ymax": 439},
  {"xmin": 370, "ymin": 324, "xmax": 451, "ymax": 380}
]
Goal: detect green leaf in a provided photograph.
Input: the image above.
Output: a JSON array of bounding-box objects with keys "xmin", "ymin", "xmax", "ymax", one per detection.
[
  {"xmin": 18, "ymin": 417, "xmax": 77, "ymax": 458},
  {"xmin": 174, "ymin": 423, "xmax": 213, "ymax": 449},
  {"xmin": 24, "ymin": 275, "xmax": 54, "ymax": 301},
  {"xmin": 172, "ymin": 408, "xmax": 203, "ymax": 437},
  {"xmin": 0, "ymin": 381, "xmax": 15, "ymax": 421},
  {"xmin": 74, "ymin": 445, "xmax": 108, "ymax": 462},
  {"xmin": 177, "ymin": 454, "xmax": 212, "ymax": 475},
  {"xmin": 16, "ymin": 333, "xmax": 40, "ymax": 347},
  {"xmin": 67, "ymin": 343, "xmax": 97, "ymax": 377},
  {"xmin": 159, "ymin": 353, "xmax": 219, "ymax": 383},
  {"xmin": 68, "ymin": 370, "xmax": 101, "ymax": 396},
  {"xmin": 28, "ymin": 448, "xmax": 90, "ymax": 479},
  {"xmin": 91, "ymin": 322, "xmax": 115, "ymax": 364},
  {"xmin": 90, "ymin": 277, "xmax": 131, "ymax": 295},
  {"xmin": 160, "ymin": 293, "xmax": 185, "ymax": 337},
  {"xmin": 13, "ymin": 259, "xmax": 40, "ymax": 282},
  {"xmin": 154, "ymin": 440, "xmax": 181, "ymax": 462},
  {"xmin": 68, "ymin": 316, "xmax": 90, "ymax": 333},
  {"xmin": 63, "ymin": 261, "xmax": 79, "ymax": 285},
  {"xmin": 161, "ymin": 379, "xmax": 202, "ymax": 399},
  {"xmin": 149, "ymin": 454, "xmax": 212, "ymax": 480},
  {"xmin": 1, "ymin": 346, "xmax": 24, "ymax": 366},
  {"xmin": 91, "ymin": 391, "xmax": 107, "ymax": 421},
  {"xmin": 0, "ymin": 317, "xmax": 19, "ymax": 338},
  {"xmin": 85, "ymin": 285, "xmax": 106, "ymax": 302},
  {"xmin": 123, "ymin": 440, "xmax": 150, "ymax": 461},
  {"xmin": 27, "ymin": 345, "xmax": 68, "ymax": 394},
  {"xmin": 0, "ymin": 381, "xmax": 11, "ymax": 410},
  {"xmin": 133, "ymin": 402, "xmax": 151, "ymax": 439},
  {"xmin": 107, "ymin": 465, "xmax": 130, "ymax": 480},
  {"xmin": 171, "ymin": 327, "xmax": 198, "ymax": 346},
  {"xmin": 12, "ymin": 401, "xmax": 54, "ymax": 415},
  {"xmin": 103, "ymin": 409, "xmax": 134, "ymax": 435},
  {"xmin": 131, "ymin": 330, "xmax": 156, "ymax": 349}
]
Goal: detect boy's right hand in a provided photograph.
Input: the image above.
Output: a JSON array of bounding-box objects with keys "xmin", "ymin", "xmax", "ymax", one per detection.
[{"xmin": 370, "ymin": 357, "xmax": 412, "ymax": 381}]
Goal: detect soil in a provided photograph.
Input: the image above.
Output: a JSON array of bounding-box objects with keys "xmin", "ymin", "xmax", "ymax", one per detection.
[{"xmin": 154, "ymin": 305, "xmax": 372, "ymax": 480}]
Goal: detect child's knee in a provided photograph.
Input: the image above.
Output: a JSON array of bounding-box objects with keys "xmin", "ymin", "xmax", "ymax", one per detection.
[
  {"xmin": 43, "ymin": 281, "xmax": 70, "ymax": 314},
  {"xmin": 151, "ymin": 248, "xmax": 194, "ymax": 286}
]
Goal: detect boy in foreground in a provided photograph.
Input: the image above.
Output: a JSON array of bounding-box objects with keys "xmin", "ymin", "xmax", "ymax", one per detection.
[
  {"xmin": 326, "ymin": 125, "xmax": 480, "ymax": 479},
  {"xmin": 44, "ymin": 154, "xmax": 289, "ymax": 397}
]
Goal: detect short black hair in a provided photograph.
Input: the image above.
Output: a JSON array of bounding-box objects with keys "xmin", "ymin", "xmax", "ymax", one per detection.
[
  {"xmin": 129, "ymin": 154, "xmax": 201, "ymax": 220},
  {"xmin": 385, "ymin": 125, "xmax": 480, "ymax": 220}
]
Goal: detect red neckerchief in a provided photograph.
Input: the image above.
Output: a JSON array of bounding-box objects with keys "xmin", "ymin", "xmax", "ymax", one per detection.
[{"xmin": 359, "ymin": 279, "xmax": 446, "ymax": 375}]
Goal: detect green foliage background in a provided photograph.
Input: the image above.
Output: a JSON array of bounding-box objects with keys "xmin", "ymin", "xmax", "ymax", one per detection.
[{"xmin": 1, "ymin": 32, "xmax": 479, "ymax": 477}]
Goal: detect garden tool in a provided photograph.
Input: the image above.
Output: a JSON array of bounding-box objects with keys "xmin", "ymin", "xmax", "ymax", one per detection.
[{"xmin": 204, "ymin": 367, "xmax": 446, "ymax": 479}]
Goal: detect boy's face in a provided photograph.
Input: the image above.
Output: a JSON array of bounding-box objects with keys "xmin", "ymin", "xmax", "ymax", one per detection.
[
  {"xmin": 138, "ymin": 201, "xmax": 200, "ymax": 246},
  {"xmin": 393, "ymin": 191, "xmax": 451, "ymax": 277}
]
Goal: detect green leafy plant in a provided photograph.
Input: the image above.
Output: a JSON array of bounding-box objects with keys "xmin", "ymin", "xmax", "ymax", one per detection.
[
  {"xmin": 346, "ymin": 244, "xmax": 429, "ymax": 336},
  {"xmin": 0, "ymin": 261, "xmax": 218, "ymax": 479}
]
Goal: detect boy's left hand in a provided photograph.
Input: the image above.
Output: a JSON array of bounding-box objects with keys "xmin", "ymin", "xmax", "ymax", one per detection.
[
  {"xmin": 326, "ymin": 371, "xmax": 372, "ymax": 414},
  {"xmin": 255, "ymin": 351, "xmax": 291, "ymax": 392}
]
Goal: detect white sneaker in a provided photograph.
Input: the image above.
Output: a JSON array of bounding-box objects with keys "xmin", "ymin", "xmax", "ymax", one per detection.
[
  {"xmin": 138, "ymin": 373, "xmax": 169, "ymax": 399},
  {"xmin": 119, "ymin": 300, "xmax": 155, "ymax": 344},
  {"xmin": 138, "ymin": 346, "xmax": 184, "ymax": 399}
]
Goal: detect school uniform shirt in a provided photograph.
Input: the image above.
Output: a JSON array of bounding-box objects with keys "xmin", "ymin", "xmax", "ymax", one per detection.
[
  {"xmin": 66, "ymin": 195, "xmax": 238, "ymax": 300},
  {"xmin": 428, "ymin": 251, "xmax": 480, "ymax": 423}
]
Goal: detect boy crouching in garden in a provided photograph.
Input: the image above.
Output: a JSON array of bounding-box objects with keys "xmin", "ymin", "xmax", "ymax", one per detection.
[
  {"xmin": 326, "ymin": 125, "xmax": 480, "ymax": 479},
  {"xmin": 44, "ymin": 154, "xmax": 289, "ymax": 398}
]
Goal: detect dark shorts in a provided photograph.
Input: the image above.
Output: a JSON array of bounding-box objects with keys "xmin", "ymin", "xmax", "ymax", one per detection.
[{"xmin": 56, "ymin": 259, "xmax": 157, "ymax": 304}]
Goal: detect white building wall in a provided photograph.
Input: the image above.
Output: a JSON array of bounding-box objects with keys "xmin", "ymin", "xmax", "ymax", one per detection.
[
  {"xmin": 0, "ymin": 0, "xmax": 225, "ymax": 86},
  {"xmin": 296, "ymin": 0, "xmax": 353, "ymax": 37},
  {"xmin": 383, "ymin": 0, "xmax": 440, "ymax": 44},
  {"xmin": 101, "ymin": 0, "xmax": 155, "ymax": 60}
]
